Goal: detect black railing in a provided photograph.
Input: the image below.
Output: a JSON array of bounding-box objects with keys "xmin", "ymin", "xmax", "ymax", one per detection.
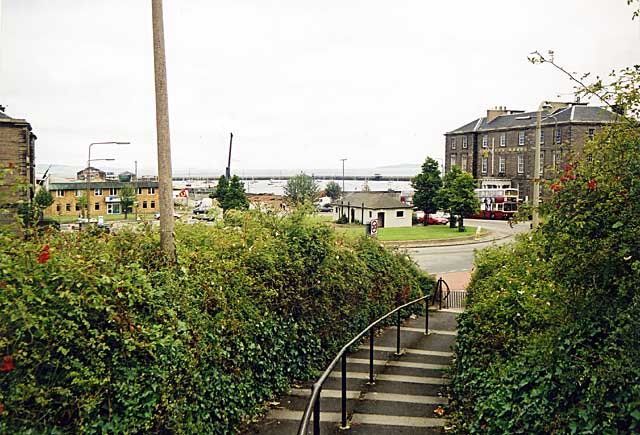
[
  {"xmin": 431, "ymin": 277, "xmax": 450, "ymax": 310},
  {"xmin": 297, "ymin": 278, "xmax": 448, "ymax": 434}
]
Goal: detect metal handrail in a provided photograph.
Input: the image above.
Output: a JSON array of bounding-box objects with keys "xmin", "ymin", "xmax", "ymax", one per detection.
[
  {"xmin": 431, "ymin": 277, "xmax": 450, "ymax": 310},
  {"xmin": 297, "ymin": 278, "xmax": 447, "ymax": 434}
]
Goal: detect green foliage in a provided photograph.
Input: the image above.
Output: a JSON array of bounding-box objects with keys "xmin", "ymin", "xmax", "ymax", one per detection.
[
  {"xmin": 119, "ymin": 185, "xmax": 135, "ymax": 219},
  {"xmin": 0, "ymin": 210, "xmax": 432, "ymax": 434},
  {"xmin": 437, "ymin": 166, "xmax": 478, "ymax": 231},
  {"xmin": 211, "ymin": 174, "xmax": 229, "ymax": 202},
  {"xmin": 34, "ymin": 187, "xmax": 54, "ymax": 211},
  {"xmin": 450, "ymin": 122, "xmax": 640, "ymax": 433},
  {"xmin": 437, "ymin": 166, "xmax": 478, "ymax": 217},
  {"xmin": 210, "ymin": 175, "xmax": 249, "ymax": 212},
  {"xmin": 324, "ymin": 181, "xmax": 342, "ymax": 200},
  {"xmin": 284, "ymin": 173, "xmax": 320, "ymax": 204},
  {"xmin": 411, "ymin": 157, "xmax": 442, "ymax": 221}
]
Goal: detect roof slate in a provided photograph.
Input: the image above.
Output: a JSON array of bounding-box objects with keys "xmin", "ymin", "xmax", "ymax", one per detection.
[
  {"xmin": 447, "ymin": 105, "xmax": 618, "ymax": 134},
  {"xmin": 333, "ymin": 192, "xmax": 412, "ymax": 209},
  {"xmin": 49, "ymin": 180, "xmax": 159, "ymax": 190}
]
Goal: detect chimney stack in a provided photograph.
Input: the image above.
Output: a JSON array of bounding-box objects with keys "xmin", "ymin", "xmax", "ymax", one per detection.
[{"xmin": 487, "ymin": 106, "xmax": 508, "ymax": 123}]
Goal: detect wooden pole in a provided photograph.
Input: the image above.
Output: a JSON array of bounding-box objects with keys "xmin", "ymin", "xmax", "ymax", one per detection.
[{"xmin": 151, "ymin": 0, "xmax": 176, "ymax": 261}]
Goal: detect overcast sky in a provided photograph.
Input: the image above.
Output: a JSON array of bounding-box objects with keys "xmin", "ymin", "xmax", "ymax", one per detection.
[{"xmin": 1, "ymin": 0, "xmax": 639, "ymax": 176}]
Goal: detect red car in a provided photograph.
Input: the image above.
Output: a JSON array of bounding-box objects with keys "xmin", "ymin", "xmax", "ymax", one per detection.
[{"xmin": 416, "ymin": 211, "xmax": 449, "ymax": 225}]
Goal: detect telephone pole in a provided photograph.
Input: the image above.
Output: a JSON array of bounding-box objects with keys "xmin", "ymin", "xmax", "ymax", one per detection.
[
  {"xmin": 151, "ymin": 0, "xmax": 176, "ymax": 261},
  {"xmin": 340, "ymin": 158, "xmax": 347, "ymax": 196}
]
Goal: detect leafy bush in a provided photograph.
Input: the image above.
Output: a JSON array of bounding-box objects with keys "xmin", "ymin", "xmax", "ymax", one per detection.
[
  {"xmin": 0, "ymin": 210, "xmax": 433, "ymax": 434},
  {"xmin": 450, "ymin": 123, "xmax": 640, "ymax": 434}
]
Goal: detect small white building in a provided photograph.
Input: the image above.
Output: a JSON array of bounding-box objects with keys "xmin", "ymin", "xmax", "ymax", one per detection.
[{"xmin": 332, "ymin": 192, "xmax": 413, "ymax": 228}]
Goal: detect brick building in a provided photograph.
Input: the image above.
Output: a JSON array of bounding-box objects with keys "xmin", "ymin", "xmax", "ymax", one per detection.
[
  {"xmin": 444, "ymin": 103, "xmax": 618, "ymax": 201},
  {"xmin": 46, "ymin": 179, "xmax": 160, "ymax": 217},
  {"xmin": 0, "ymin": 106, "xmax": 36, "ymax": 226}
]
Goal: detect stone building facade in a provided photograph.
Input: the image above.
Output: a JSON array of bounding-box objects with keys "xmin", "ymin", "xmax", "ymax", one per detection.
[
  {"xmin": 0, "ymin": 106, "xmax": 36, "ymax": 226},
  {"xmin": 444, "ymin": 103, "xmax": 618, "ymax": 201}
]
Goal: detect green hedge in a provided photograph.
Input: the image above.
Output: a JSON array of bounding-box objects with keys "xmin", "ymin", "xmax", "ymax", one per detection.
[
  {"xmin": 0, "ymin": 210, "xmax": 433, "ymax": 434},
  {"xmin": 450, "ymin": 125, "xmax": 640, "ymax": 434}
]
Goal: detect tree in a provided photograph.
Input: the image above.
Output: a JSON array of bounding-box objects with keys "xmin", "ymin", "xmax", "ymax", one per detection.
[
  {"xmin": 34, "ymin": 187, "xmax": 54, "ymax": 218},
  {"xmin": 438, "ymin": 166, "xmax": 478, "ymax": 231},
  {"xmin": 324, "ymin": 181, "xmax": 342, "ymax": 200},
  {"xmin": 119, "ymin": 185, "xmax": 135, "ymax": 219},
  {"xmin": 211, "ymin": 175, "xmax": 248, "ymax": 212},
  {"xmin": 284, "ymin": 173, "xmax": 319, "ymax": 204},
  {"xmin": 411, "ymin": 157, "xmax": 442, "ymax": 225},
  {"xmin": 76, "ymin": 194, "xmax": 88, "ymax": 218},
  {"xmin": 221, "ymin": 175, "xmax": 249, "ymax": 212},
  {"xmin": 211, "ymin": 175, "xmax": 228, "ymax": 202}
]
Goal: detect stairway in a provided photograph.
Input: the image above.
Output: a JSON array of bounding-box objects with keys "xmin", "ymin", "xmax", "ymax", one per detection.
[{"xmin": 248, "ymin": 309, "xmax": 458, "ymax": 435}]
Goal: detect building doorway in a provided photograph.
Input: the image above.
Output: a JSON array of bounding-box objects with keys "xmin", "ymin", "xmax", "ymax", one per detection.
[{"xmin": 377, "ymin": 212, "xmax": 385, "ymax": 228}]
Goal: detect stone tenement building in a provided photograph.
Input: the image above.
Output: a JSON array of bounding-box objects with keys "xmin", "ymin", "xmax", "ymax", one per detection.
[
  {"xmin": 0, "ymin": 106, "xmax": 36, "ymax": 226},
  {"xmin": 444, "ymin": 103, "xmax": 618, "ymax": 201}
]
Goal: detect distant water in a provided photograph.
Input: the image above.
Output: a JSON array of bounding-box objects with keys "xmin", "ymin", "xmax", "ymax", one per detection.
[
  {"xmin": 39, "ymin": 164, "xmax": 422, "ymax": 183},
  {"xmin": 174, "ymin": 178, "xmax": 414, "ymax": 196}
]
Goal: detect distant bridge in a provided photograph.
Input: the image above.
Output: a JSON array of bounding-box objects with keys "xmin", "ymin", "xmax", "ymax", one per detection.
[{"xmin": 172, "ymin": 175, "xmax": 412, "ymax": 182}]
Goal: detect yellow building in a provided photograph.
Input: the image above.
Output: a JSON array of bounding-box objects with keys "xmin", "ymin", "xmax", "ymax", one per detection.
[{"xmin": 46, "ymin": 180, "xmax": 160, "ymax": 217}]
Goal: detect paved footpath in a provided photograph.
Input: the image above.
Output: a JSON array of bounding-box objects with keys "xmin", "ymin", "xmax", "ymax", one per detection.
[{"xmin": 246, "ymin": 308, "xmax": 458, "ymax": 435}]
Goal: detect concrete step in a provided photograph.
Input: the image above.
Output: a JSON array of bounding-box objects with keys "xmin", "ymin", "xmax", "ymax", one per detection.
[{"xmin": 248, "ymin": 311, "xmax": 457, "ymax": 435}]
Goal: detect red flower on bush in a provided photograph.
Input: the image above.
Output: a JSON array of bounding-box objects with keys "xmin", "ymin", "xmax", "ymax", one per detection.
[
  {"xmin": 560, "ymin": 175, "xmax": 568, "ymax": 182},
  {"xmin": 37, "ymin": 245, "xmax": 51, "ymax": 264},
  {"xmin": 564, "ymin": 164, "xmax": 573, "ymax": 172},
  {"xmin": 550, "ymin": 183, "xmax": 562, "ymax": 193},
  {"xmin": 0, "ymin": 402, "xmax": 4, "ymax": 414},
  {"xmin": 0, "ymin": 355, "xmax": 14, "ymax": 372},
  {"xmin": 588, "ymin": 179, "xmax": 597, "ymax": 190},
  {"xmin": 570, "ymin": 174, "xmax": 576, "ymax": 180}
]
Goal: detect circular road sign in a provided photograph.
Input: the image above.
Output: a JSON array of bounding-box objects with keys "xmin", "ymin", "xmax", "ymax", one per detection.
[{"xmin": 370, "ymin": 219, "xmax": 378, "ymax": 236}]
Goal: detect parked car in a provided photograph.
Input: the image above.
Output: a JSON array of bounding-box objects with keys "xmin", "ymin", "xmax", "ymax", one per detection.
[
  {"xmin": 317, "ymin": 204, "xmax": 333, "ymax": 213},
  {"xmin": 415, "ymin": 211, "xmax": 449, "ymax": 225}
]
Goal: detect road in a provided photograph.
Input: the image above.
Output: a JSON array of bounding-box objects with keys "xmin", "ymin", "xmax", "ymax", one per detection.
[{"xmin": 408, "ymin": 219, "xmax": 530, "ymax": 275}]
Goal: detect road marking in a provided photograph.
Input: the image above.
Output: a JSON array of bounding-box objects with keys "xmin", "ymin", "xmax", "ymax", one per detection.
[
  {"xmin": 359, "ymin": 345, "xmax": 453, "ymax": 358},
  {"xmin": 346, "ymin": 357, "xmax": 448, "ymax": 370},
  {"xmin": 329, "ymin": 371, "xmax": 448, "ymax": 385},
  {"xmin": 288, "ymin": 389, "xmax": 448, "ymax": 405}
]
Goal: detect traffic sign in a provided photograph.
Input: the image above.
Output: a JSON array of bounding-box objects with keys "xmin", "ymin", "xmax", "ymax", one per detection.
[{"xmin": 370, "ymin": 219, "xmax": 378, "ymax": 236}]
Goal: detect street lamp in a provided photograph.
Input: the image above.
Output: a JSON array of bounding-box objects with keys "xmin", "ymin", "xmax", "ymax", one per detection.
[
  {"xmin": 86, "ymin": 141, "xmax": 130, "ymax": 223},
  {"xmin": 340, "ymin": 158, "xmax": 347, "ymax": 196},
  {"xmin": 533, "ymin": 102, "xmax": 568, "ymax": 229}
]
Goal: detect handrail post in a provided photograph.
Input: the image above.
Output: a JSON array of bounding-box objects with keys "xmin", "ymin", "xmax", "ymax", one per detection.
[
  {"xmin": 438, "ymin": 278, "xmax": 443, "ymax": 310},
  {"xmin": 425, "ymin": 298, "xmax": 429, "ymax": 335},
  {"xmin": 368, "ymin": 327, "xmax": 375, "ymax": 385},
  {"xmin": 395, "ymin": 310, "xmax": 401, "ymax": 356},
  {"xmin": 313, "ymin": 385, "xmax": 321, "ymax": 435},
  {"xmin": 340, "ymin": 354, "xmax": 349, "ymax": 429}
]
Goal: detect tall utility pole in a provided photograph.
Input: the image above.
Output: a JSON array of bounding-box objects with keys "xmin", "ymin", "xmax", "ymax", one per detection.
[
  {"xmin": 151, "ymin": 0, "xmax": 176, "ymax": 262},
  {"xmin": 533, "ymin": 100, "xmax": 570, "ymax": 229},
  {"xmin": 225, "ymin": 132, "xmax": 233, "ymax": 179},
  {"xmin": 340, "ymin": 158, "xmax": 347, "ymax": 196}
]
